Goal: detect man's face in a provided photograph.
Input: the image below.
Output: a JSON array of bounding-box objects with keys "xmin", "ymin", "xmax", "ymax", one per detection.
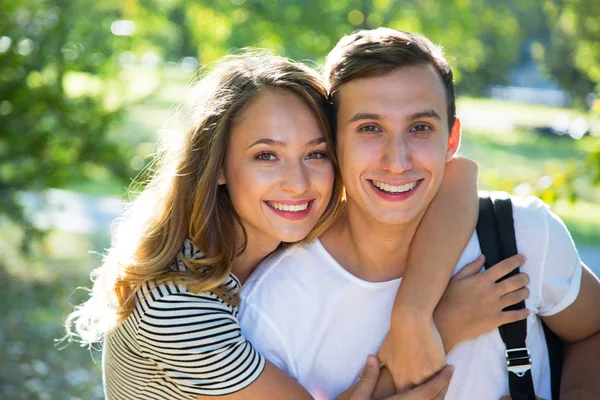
[{"xmin": 335, "ymin": 64, "xmax": 460, "ymax": 227}]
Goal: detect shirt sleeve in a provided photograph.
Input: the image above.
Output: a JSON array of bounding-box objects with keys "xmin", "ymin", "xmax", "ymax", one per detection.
[
  {"xmin": 239, "ymin": 300, "xmax": 295, "ymax": 378},
  {"xmin": 136, "ymin": 290, "xmax": 266, "ymax": 396},
  {"xmin": 534, "ymin": 200, "xmax": 583, "ymax": 316}
]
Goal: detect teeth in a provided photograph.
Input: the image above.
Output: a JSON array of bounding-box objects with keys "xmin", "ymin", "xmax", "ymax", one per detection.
[
  {"xmin": 267, "ymin": 202, "xmax": 310, "ymax": 212},
  {"xmin": 372, "ymin": 180, "xmax": 417, "ymax": 193}
]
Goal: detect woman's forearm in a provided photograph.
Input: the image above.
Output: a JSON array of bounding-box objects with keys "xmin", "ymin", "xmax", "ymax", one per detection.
[{"xmin": 392, "ymin": 156, "xmax": 479, "ymax": 320}]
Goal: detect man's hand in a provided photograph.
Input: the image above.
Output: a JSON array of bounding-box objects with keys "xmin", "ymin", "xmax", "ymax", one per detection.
[{"xmin": 350, "ymin": 356, "xmax": 454, "ymax": 400}]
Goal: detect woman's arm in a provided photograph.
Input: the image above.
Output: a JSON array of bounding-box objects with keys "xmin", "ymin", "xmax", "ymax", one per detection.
[
  {"xmin": 377, "ymin": 156, "xmax": 479, "ymax": 390},
  {"xmin": 202, "ymin": 357, "xmax": 448, "ymax": 400},
  {"xmin": 197, "ymin": 361, "xmax": 313, "ymax": 399},
  {"xmin": 360, "ymin": 254, "xmax": 531, "ymax": 399}
]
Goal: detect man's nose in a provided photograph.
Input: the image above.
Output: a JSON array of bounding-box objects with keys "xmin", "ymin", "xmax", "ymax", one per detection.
[{"xmin": 382, "ymin": 135, "xmax": 412, "ymax": 173}]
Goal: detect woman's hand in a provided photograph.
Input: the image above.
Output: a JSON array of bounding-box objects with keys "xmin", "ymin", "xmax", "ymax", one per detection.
[
  {"xmin": 349, "ymin": 356, "xmax": 453, "ymax": 400},
  {"xmin": 378, "ymin": 318, "xmax": 446, "ymax": 391},
  {"xmin": 378, "ymin": 254, "xmax": 530, "ymax": 391},
  {"xmin": 434, "ymin": 254, "xmax": 531, "ymax": 353}
]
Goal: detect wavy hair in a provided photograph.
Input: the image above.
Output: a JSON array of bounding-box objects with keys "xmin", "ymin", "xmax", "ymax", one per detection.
[
  {"xmin": 325, "ymin": 28, "xmax": 456, "ymax": 131},
  {"xmin": 65, "ymin": 51, "xmax": 344, "ymax": 344}
]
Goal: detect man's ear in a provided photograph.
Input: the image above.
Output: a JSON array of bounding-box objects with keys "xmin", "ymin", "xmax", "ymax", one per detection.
[{"xmin": 446, "ymin": 117, "xmax": 462, "ymax": 161}]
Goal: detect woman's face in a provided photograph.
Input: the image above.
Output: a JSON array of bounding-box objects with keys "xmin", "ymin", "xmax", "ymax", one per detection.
[{"xmin": 222, "ymin": 88, "xmax": 334, "ymax": 250}]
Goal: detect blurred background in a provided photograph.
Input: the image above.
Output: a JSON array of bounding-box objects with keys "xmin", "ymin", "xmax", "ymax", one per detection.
[{"xmin": 1, "ymin": 0, "xmax": 600, "ymax": 398}]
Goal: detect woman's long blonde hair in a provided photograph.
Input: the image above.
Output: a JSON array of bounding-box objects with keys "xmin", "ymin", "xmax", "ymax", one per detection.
[{"xmin": 66, "ymin": 51, "xmax": 344, "ymax": 345}]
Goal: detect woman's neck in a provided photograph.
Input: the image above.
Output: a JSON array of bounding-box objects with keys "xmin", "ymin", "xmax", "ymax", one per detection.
[{"xmin": 230, "ymin": 228, "xmax": 280, "ymax": 284}]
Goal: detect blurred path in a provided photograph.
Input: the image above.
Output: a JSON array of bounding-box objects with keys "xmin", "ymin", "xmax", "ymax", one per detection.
[
  {"xmin": 19, "ymin": 189, "xmax": 124, "ymax": 235},
  {"xmin": 458, "ymin": 107, "xmax": 514, "ymax": 133},
  {"xmin": 19, "ymin": 189, "xmax": 600, "ymax": 276},
  {"xmin": 580, "ymin": 247, "xmax": 600, "ymax": 276}
]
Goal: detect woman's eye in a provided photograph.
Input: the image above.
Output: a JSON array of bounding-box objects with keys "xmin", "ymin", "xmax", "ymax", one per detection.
[
  {"xmin": 358, "ymin": 124, "xmax": 382, "ymax": 133},
  {"xmin": 410, "ymin": 124, "xmax": 432, "ymax": 133},
  {"xmin": 255, "ymin": 152, "xmax": 276, "ymax": 161},
  {"xmin": 306, "ymin": 151, "xmax": 328, "ymax": 160}
]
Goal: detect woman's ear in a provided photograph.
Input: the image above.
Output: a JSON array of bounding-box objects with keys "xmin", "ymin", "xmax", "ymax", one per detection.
[
  {"xmin": 217, "ymin": 169, "xmax": 226, "ymax": 185},
  {"xmin": 446, "ymin": 117, "xmax": 462, "ymax": 161}
]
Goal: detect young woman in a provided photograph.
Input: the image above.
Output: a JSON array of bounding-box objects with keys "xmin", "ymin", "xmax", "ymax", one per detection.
[{"xmin": 66, "ymin": 51, "xmax": 529, "ymax": 399}]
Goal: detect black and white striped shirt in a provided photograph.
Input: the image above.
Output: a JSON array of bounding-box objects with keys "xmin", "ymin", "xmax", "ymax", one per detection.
[{"xmin": 104, "ymin": 239, "xmax": 265, "ymax": 399}]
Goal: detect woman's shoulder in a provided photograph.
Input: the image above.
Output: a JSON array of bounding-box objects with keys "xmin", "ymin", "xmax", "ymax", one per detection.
[{"xmin": 135, "ymin": 276, "xmax": 239, "ymax": 315}]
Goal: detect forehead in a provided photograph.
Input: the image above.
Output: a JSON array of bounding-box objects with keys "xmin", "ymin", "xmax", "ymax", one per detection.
[
  {"xmin": 336, "ymin": 64, "xmax": 447, "ymax": 122},
  {"xmin": 230, "ymin": 88, "xmax": 324, "ymax": 142}
]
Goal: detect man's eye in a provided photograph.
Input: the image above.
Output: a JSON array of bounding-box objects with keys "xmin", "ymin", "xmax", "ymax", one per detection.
[
  {"xmin": 306, "ymin": 151, "xmax": 328, "ymax": 160},
  {"xmin": 255, "ymin": 152, "xmax": 276, "ymax": 161},
  {"xmin": 410, "ymin": 124, "xmax": 432, "ymax": 132},
  {"xmin": 358, "ymin": 124, "xmax": 382, "ymax": 133}
]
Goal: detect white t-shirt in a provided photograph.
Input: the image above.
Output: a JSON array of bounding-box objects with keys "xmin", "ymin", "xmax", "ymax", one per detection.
[{"xmin": 239, "ymin": 196, "xmax": 583, "ymax": 400}]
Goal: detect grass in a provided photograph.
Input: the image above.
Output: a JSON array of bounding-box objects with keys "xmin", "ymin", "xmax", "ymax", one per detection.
[
  {"xmin": 0, "ymin": 226, "xmax": 106, "ymax": 399},
  {"xmin": 456, "ymin": 97, "xmax": 600, "ymax": 246}
]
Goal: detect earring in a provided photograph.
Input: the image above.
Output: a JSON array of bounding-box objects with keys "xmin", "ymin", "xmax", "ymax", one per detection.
[{"xmin": 218, "ymin": 178, "xmax": 222, "ymax": 184}]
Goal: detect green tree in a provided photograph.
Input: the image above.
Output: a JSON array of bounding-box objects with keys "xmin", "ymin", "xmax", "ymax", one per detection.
[
  {"xmin": 0, "ymin": 0, "xmax": 132, "ymax": 247},
  {"xmin": 543, "ymin": 0, "xmax": 600, "ymax": 95},
  {"xmin": 162, "ymin": 0, "xmax": 531, "ymax": 96}
]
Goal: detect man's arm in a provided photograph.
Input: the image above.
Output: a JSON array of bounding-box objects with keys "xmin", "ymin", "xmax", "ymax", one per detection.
[
  {"xmin": 541, "ymin": 265, "xmax": 600, "ymax": 399},
  {"xmin": 560, "ymin": 331, "xmax": 600, "ymax": 400}
]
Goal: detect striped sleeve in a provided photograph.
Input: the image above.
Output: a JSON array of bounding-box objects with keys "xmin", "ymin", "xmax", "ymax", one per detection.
[{"xmin": 135, "ymin": 282, "xmax": 266, "ymax": 396}]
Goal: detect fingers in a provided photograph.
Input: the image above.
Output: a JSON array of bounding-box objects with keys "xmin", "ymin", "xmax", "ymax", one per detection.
[
  {"xmin": 351, "ymin": 355, "xmax": 380, "ymax": 400},
  {"xmin": 498, "ymin": 308, "xmax": 531, "ymax": 325},
  {"xmin": 431, "ymin": 385, "xmax": 449, "ymax": 400},
  {"xmin": 496, "ymin": 273, "xmax": 530, "ymax": 297},
  {"xmin": 499, "ymin": 286, "xmax": 530, "ymax": 309},
  {"xmin": 484, "ymin": 254, "xmax": 526, "ymax": 283},
  {"xmin": 452, "ymin": 255, "xmax": 485, "ymax": 281},
  {"xmin": 398, "ymin": 365, "xmax": 454, "ymax": 400},
  {"xmin": 499, "ymin": 397, "xmax": 547, "ymax": 400}
]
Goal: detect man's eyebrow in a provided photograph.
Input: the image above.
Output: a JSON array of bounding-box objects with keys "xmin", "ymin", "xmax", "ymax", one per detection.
[
  {"xmin": 348, "ymin": 113, "xmax": 382, "ymax": 124},
  {"xmin": 246, "ymin": 137, "xmax": 326, "ymax": 150},
  {"xmin": 408, "ymin": 109, "xmax": 442, "ymax": 121}
]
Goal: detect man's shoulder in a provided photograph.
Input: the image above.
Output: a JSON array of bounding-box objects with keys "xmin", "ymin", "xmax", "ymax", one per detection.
[
  {"xmin": 509, "ymin": 195, "xmax": 565, "ymax": 245},
  {"xmin": 510, "ymin": 194, "xmax": 548, "ymax": 217}
]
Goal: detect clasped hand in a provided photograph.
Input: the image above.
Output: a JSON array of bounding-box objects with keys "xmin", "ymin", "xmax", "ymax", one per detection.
[{"xmin": 379, "ymin": 254, "xmax": 530, "ymax": 391}]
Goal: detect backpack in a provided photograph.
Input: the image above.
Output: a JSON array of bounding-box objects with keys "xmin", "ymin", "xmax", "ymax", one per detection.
[{"xmin": 476, "ymin": 192, "xmax": 562, "ymax": 400}]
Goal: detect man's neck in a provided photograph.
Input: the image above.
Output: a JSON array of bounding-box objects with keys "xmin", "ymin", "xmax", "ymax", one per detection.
[{"xmin": 320, "ymin": 203, "xmax": 423, "ymax": 282}]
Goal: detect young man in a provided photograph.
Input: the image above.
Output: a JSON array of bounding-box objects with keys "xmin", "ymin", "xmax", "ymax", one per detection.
[{"xmin": 239, "ymin": 28, "xmax": 600, "ymax": 399}]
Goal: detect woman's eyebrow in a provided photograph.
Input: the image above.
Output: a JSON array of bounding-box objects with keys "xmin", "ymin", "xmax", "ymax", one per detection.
[
  {"xmin": 305, "ymin": 137, "xmax": 326, "ymax": 148},
  {"xmin": 246, "ymin": 138, "xmax": 285, "ymax": 149},
  {"xmin": 246, "ymin": 137, "xmax": 325, "ymax": 150}
]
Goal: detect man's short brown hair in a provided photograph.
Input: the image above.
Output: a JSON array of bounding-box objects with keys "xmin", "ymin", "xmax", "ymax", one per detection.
[{"xmin": 324, "ymin": 28, "xmax": 456, "ymax": 131}]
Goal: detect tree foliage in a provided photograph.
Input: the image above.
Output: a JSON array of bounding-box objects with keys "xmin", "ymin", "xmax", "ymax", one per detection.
[
  {"xmin": 1, "ymin": 0, "xmax": 132, "ymax": 240},
  {"xmin": 2, "ymin": 0, "xmax": 599, "ymax": 237}
]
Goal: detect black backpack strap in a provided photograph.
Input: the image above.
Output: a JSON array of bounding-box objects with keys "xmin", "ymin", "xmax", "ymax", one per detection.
[
  {"xmin": 477, "ymin": 193, "xmax": 536, "ymax": 400},
  {"xmin": 542, "ymin": 320, "xmax": 562, "ymax": 400}
]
